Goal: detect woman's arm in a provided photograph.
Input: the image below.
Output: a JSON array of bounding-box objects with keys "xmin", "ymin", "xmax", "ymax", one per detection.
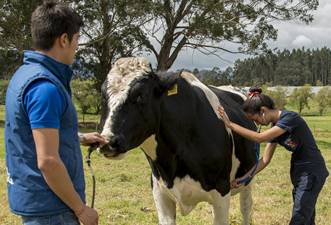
[
  {"xmin": 232, "ymin": 142, "xmax": 277, "ymax": 188},
  {"xmin": 230, "ymin": 123, "xmax": 285, "ymax": 143},
  {"xmin": 217, "ymin": 106, "xmax": 286, "ymax": 143}
]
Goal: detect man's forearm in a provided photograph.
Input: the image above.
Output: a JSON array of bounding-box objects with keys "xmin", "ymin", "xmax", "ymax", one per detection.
[{"xmin": 40, "ymin": 157, "xmax": 85, "ymax": 214}]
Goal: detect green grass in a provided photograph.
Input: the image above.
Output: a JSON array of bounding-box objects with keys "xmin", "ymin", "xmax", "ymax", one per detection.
[{"xmin": 0, "ymin": 106, "xmax": 330, "ymax": 225}]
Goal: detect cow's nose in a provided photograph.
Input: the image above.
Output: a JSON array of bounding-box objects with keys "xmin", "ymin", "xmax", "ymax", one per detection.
[{"xmin": 109, "ymin": 135, "xmax": 121, "ymax": 149}]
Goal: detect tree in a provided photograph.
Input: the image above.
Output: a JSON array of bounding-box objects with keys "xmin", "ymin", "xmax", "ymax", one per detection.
[
  {"xmin": 0, "ymin": 1, "xmax": 320, "ymax": 90},
  {"xmin": 71, "ymin": 0, "xmax": 150, "ymax": 91},
  {"xmin": 0, "ymin": 79, "xmax": 9, "ymax": 105},
  {"xmin": 139, "ymin": 0, "xmax": 318, "ymax": 71},
  {"xmin": 230, "ymin": 47, "xmax": 331, "ymax": 86},
  {"xmin": 315, "ymin": 86, "xmax": 331, "ymax": 115},
  {"xmin": 0, "ymin": 49, "xmax": 21, "ymax": 79},
  {"xmin": 71, "ymin": 79, "xmax": 101, "ymax": 123},
  {"xmin": 0, "ymin": 0, "xmax": 43, "ymax": 78},
  {"xmin": 289, "ymin": 84, "xmax": 313, "ymax": 114},
  {"xmin": 0, "ymin": 0, "xmax": 149, "ymax": 92}
]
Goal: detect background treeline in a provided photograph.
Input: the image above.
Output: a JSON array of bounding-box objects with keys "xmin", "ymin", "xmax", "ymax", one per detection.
[
  {"xmin": 194, "ymin": 47, "xmax": 331, "ymax": 87},
  {"xmin": 1, "ymin": 79, "xmax": 331, "ymax": 117}
]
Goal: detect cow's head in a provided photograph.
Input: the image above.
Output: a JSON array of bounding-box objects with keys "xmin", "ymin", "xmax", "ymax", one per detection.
[{"xmin": 99, "ymin": 57, "xmax": 176, "ymax": 159}]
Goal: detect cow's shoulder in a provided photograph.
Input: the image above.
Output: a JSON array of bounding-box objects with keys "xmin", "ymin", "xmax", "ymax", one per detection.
[{"xmin": 209, "ymin": 85, "xmax": 253, "ymax": 128}]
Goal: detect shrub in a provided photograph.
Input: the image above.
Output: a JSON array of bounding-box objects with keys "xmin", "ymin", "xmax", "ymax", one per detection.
[
  {"xmin": 289, "ymin": 84, "xmax": 312, "ymax": 114},
  {"xmin": 315, "ymin": 86, "xmax": 331, "ymax": 115},
  {"xmin": 262, "ymin": 85, "xmax": 287, "ymax": 109}
]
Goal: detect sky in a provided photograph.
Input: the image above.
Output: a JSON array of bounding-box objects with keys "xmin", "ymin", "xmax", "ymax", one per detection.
[{"xmin": 144, "ymin": 0, "xmax": 331, "ymax": 71}]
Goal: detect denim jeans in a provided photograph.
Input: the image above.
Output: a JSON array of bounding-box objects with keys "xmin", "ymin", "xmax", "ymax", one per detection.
[{"xmin": 22, "ymin": 211, "xmax": 80, "ymax": 225}]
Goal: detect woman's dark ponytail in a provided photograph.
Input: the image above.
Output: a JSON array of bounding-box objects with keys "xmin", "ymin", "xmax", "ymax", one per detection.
[{"xmin": 243, "ymin": 87, "xmax": 275, "ymax": 114}]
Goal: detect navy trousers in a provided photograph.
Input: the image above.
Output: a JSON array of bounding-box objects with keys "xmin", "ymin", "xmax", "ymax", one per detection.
[{"xmin": 290, "ymin": 167, "xmax": 328, "ymax": 225}]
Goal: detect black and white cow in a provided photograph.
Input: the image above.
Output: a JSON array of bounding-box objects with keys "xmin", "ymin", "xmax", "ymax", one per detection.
[{"xmin": 99, "ymin": 57, "xmax": 257, "ymax": 225}]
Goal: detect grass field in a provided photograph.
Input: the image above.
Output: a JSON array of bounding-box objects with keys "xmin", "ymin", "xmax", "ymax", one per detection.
[{"xmin": 0, "ymin": 104, "xmax": 330, "ymax": 225}]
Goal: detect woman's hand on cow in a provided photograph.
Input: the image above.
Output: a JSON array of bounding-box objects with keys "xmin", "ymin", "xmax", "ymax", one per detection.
[
  {"xmin": 217, "ymin": 106, "xmax": 232, "ymax": 129},
  {"xmin": 79, "ymin": 132, "xmax": 108, "ymax": 147},
  {"xmin": 230, "ymin": 178, "xmax": 242, "ymax": 189}
]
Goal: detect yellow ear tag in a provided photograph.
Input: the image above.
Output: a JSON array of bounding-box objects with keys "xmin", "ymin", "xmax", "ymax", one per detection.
[{"xmin": 167, "ymin": 84, "xmax": 178, "ymax": 96}]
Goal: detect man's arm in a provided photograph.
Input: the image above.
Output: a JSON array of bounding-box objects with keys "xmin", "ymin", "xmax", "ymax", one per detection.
[{"xmin": 33, "ymin": 128, "xmax": 98, "ymax": 225}]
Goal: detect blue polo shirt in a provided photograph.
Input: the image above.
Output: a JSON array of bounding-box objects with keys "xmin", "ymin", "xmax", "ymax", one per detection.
[{"xmin": 24, "ymin": 80, "xmax": 65, "ymax": 129}]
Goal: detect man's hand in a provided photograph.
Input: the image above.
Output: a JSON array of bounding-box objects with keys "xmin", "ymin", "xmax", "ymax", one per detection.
[
  {"xmin": 75, "ymin": 205, "xmax": 98, "ymax": 225},
  {"xmin": 79, "ymin": 132, "xmax": 107, "ymax": 146},
  {"xmin": 217, "ymin": 106, "xmax": 232, "ymax": 129}
]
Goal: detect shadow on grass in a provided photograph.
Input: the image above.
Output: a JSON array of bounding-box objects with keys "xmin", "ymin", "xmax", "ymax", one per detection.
[{"xmin": 0, "ymin": 120, "xmax": 4, "ymax": 128}]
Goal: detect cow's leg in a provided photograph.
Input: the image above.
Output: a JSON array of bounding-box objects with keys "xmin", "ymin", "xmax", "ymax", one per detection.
[
  {"xmin": 152, "ymin": 175, "xmax": 176, "ymax": 225},
  {"xmin": 212, "ymin": 192, "xmax": 230, "ymax": 225},
  {"xmin": 240, "ymin": 184, "xmax": 253, "ymax": 225}
]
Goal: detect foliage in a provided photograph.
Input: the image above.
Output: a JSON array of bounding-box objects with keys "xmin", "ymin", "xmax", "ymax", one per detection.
[
  {"xmin": 0, "ymin": 0, "xmax": 42, "ymax": 51},
  {"xmin": 0, "ymin": 49, "xmax": 21, "ymax": 79},
  {"xmin": 0, "ymin": 0, "xmax": 43, "ymax": 78},
  {"xmin": 0, "ymin": 0, "xmax": 149, "ymax": 92},
  {"xmin": 70, "ymin": 0, "xmax": 150, "ymax": 92},
  {"xmin": 138, "ymin": 0, "xmax": 318, "ymax": 71},
  {"xmin": 315, "ymin": 86, "xmax": 331, "ymax": 115},
  {"xmin": 289, "ymin": 84, "xmax": 313, "ymax": 114},
  {"xmin": 0, "ymin": 0, "xmax": 320, "ymax": 91},
  {"xmin": 71, "ymin": 79, "xmax": 101, "ymax": 122},
  {"xmin": 0, "ymin": 79, "xmax": 9, "ymax": 105},
  {"xmin": 200, "ymin": 67, "xmax": 231, "ymax": 86},
  {"xmin": 232, "ymin": 47, "xmax": 331, "ymax": 86},
  {"xmin": 262, "ymin": 85, "xmax": 287, "ymax": 109}
]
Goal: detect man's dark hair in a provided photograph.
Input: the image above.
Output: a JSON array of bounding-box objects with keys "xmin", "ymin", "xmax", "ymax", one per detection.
[
  {"xmin": 243, "ymin": 87, "xmax": 275, "ymax": 114},
  {"xmin": 31, "ymin": 1, "xmax": 83, "ymax": 50}
]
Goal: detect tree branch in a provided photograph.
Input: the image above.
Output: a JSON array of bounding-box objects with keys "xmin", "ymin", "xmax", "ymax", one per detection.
[{"xmin": 186, "ymin": 42, "xmax": 246, "ymax": 54}]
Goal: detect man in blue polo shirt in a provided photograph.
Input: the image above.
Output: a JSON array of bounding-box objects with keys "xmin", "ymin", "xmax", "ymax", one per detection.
[{"xmin": 5, "ymin": 2, "xmax": 106, "ymax": 225}]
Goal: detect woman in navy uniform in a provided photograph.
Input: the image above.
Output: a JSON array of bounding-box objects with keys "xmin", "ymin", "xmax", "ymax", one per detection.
[{"xmin": 218, "ymin": 87, "xmax": 328, "ymax": 225}]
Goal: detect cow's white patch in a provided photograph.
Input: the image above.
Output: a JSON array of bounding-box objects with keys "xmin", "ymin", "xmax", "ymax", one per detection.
[
  {"xmin": 152, "ymin": 175, "xmax": 176, "ymax": 225},
  {"xmin": 230, "ymin": 133, "xmax": 240, "ymax": 181},
  {"xmin": 213, "ymin": 85, "xmax": 247, "ymax": 101},
  {"xmin": 180, "ymin": 71, "xmax": 240, "ymax": 182},
  {"xmin": 157, "ymin": 175, "xmax": 229, "ymax": 221},
  {"xmin": 101, "ymin": 57, "xmax": 152, "ymax": 139}
]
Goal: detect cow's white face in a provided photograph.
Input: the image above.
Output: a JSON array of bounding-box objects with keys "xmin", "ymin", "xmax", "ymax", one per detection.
[{"xmin": 99, "ymin": 57, "xmax": 162, "ymax": 158}]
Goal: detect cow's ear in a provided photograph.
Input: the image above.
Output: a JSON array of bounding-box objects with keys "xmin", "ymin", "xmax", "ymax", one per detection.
[{"xmin": 155, "ymin": 71, "xmax": 180, "ymax": 96}]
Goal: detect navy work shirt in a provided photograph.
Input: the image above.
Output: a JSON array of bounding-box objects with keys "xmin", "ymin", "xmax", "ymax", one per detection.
[{"xmin": 270, "ymin": 110, "xmax": 328, "ymax": 176}]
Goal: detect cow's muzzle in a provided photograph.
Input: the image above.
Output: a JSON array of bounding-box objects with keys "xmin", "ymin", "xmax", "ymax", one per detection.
[{"xmin": 98, "ymin": 135, "xmax": 126, "ymax": 158}]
